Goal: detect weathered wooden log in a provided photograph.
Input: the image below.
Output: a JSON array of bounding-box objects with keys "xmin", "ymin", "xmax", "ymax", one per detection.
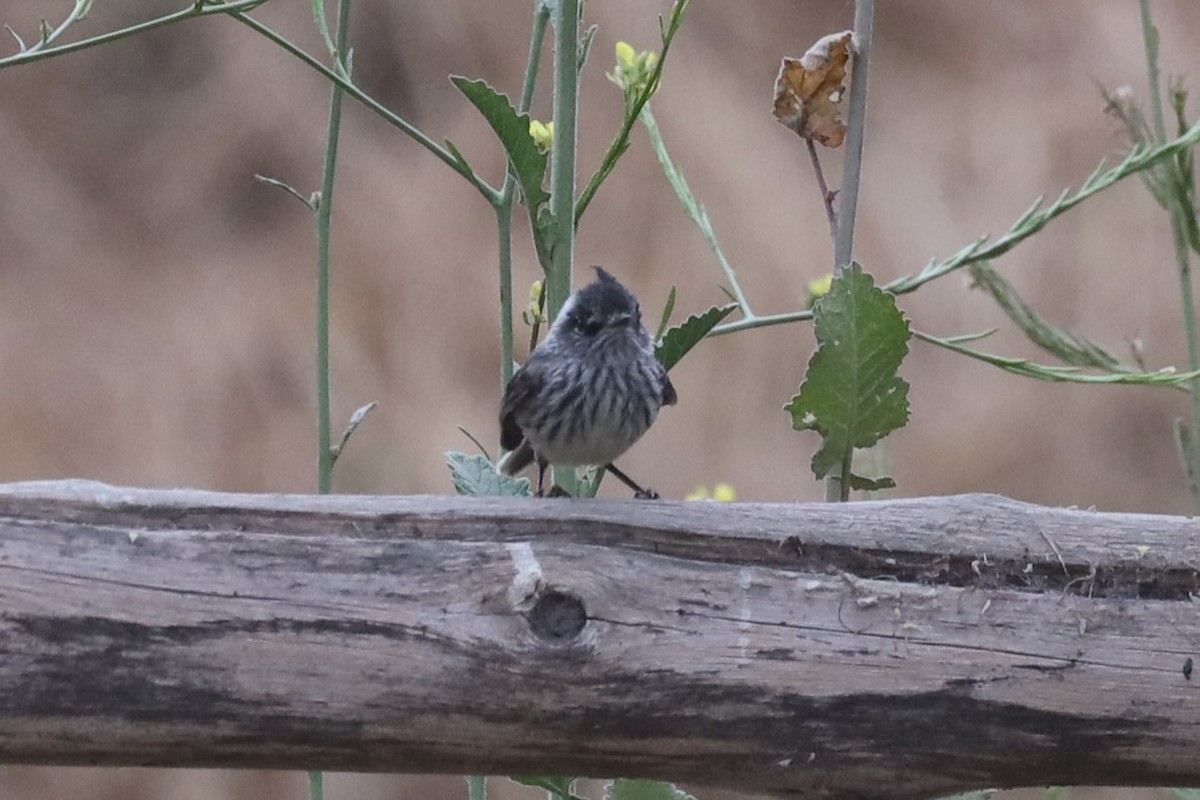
[{"xmin": 0, "ymin": 480, "xmax": 1197, "ymax": 799}]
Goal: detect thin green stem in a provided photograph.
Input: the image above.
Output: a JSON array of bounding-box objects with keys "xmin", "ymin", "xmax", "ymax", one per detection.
[
  {"xmin": 497, "ymin": 3, "xmax": 550, "ymax": 391},
  {"xmin": 832, "ymin": 0, "xmax": 873, "ymax": 274},
  {"xmin": 496, "ymin": 201, "xmax": 517, "ymax": 389},
  {"xmin": 547, "ymin": 0, "xmax": 580, "ymax": 495},
  {"xmin": 466, "ymin": 775, "xmax": 487, "ymax": 800},
  {"xmin": 640, "ymin": 105, "xmax": 752, "ymax": 315},
  {"xmin": 574, "ymin": 0, "xmax": 690, "ymax": 226},
  {"xmin": 315, "ymin": 0, "xmax": 350, "ymax": 496},
  {"xmin": 1138, "ymin": 0, "xmax": 1200, "ymax": 507},
  {"xmin": 1139, "ymin": 0, "xmax": 1168, "ymax": 142},
  {"xmin": 710, "ymin": 308, "xmax": 813, "ymax": 337},
  {"xmin": 231, "ymin": 13, "xmax": 501, "ymax": 206},
  {"xmin": 307, "ymin": 771, "xmax": 324, "ymax": 800},
  {"xmin": 0, "ymin": 0, "xmax": 269, "ymax": 68}
]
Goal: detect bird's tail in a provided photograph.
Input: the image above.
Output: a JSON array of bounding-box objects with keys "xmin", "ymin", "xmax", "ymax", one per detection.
[{"xmin": 495, "ymin": 440, "xmax": 535, "ymax": 476}]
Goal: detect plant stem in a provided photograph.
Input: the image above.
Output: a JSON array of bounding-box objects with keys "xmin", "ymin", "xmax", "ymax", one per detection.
[
  {"xmin": 497, "ymin": 3, "xmax": 550, "ymax": 391},
  {"xmin": 641, "ymin": 105, "xmax": 752, "ymax": 315},
  {"xmin": 825, "ymin": 0, "xmax": 874, "ymax": 504},
  {"xmin": 806, "ymin": 137, "xmax": 838, "ymax": 241},
  {"xmin": 466, "ymin": 775, "xmax": 487, "ymax": 800},
  {"xmin": 832, "ymin": 0, "xmax": 873, "ymax": 275},
  {"xmin": 0, "ymin": 0, "xmax": 270, "ymax": 68},
  {"xmin": 1138, "ymin": 0, "xmax": 1200, "ymax": 507},
  {"xmin": 315, "ymin": 0, "xmax": 350, "ymax": 494},
  {"xmin": 232, "ymin": 14, "xmax": 501, "ymax": 205},
  {"xmin": 307, "ymin": 770, "xmax": 324, "ymax": 800},
  {"xmin": 548, "ymin": 0, "xmax": 580, "ymax": 495}
]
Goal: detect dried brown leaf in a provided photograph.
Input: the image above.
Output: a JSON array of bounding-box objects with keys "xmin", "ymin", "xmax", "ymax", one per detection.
[{"xmin": 772, "ymin": 30, "xmax": 855, "ymax": 147}]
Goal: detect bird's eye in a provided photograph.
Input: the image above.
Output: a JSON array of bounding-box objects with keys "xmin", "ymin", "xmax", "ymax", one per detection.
[{"xmin": 573, "ymin": 313, "xmax": 601, "ymax": 336}]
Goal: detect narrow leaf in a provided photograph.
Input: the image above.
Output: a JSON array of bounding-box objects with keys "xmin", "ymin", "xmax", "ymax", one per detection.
[
  {"xmin": 847, "ymin": 473, "xmax": 895, "ymax": 492},
  {"xmin": 655, "ymin": 303, "xmax": 737, "ymax": 372},
  {"xmin": 1174, "ymin": 419, "xmax": 1193, "ymax": 481},
  {"xmin": 606, "ymin": 779, "xmax": 698, "ymax": 800},
  {"xmin": 968, "ymin": 262, "xmax": 1126, "ymax": 371},
  {"xmin": 330, "ymin": 401, "xmax": 377, "ymax": 462},
  {"xmin": 445, "ymin": 452, "xmax": 531, "ymax": 497},
  {"xmin": 653, "ymin": 285, "xmax": 677, "ymax": 342},
  {"xmin": 917, "ymin": 330, "xmax": 1200, "ymax": 389},
  {"xmin": 254, "ymin": 174, "xmax": 318, "ymax": 211},
  {"xmin": 450, "ymin": 76, "xmax": 549, "ymax": 218},
  {"xmin": 784, "ymin": 263, "xmax": 911, "ymax": 482}
]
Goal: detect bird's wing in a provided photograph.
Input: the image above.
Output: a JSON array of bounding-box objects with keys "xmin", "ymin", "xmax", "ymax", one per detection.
[{"xmin": 499, "ymin": 365, "xmax": 543, "ymax": 452}]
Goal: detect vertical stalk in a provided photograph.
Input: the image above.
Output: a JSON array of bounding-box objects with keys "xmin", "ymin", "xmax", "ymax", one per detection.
[
  {"xmin": 825, "ymin": 0, "xmax": 874, "ymax": 504},
  {"xmin": 314, "ymin": 0, "xmax": 352, "ymax": 495},
  {"xmin": 497, "ymin": 3, "xmax": 551, "ymax": 390},
  {"xmin": 1138, "ymin": 0, "xmax": 1200, "ymax": 507},
  {"xmin": 832, "ymin": 0, "xmax": 873, "ymax": 275},
  {"xmin": 546, "ymin": 0, "xmax": 579, "ymax": 314},
  {"xmin": 466, "ymin": 774, "xmax": 487, "ymax": 800},
  {"xmin": 547, "ymin": 0, "xmax": 580, "ymax": 495},
  {"xmin": 311, "ymin": 1, "xmax": 350, "ymax": 794}
]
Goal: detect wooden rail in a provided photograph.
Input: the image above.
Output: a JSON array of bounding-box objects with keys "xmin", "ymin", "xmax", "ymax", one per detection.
[{"xmin": 0, "ymin": 481, "xmax": 1197, "ymax": 799}]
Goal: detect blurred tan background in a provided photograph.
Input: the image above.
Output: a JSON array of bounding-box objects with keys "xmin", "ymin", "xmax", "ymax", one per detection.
[{"xmin": 1, "ymin": 0, "xmax": 1198, "ymax": 798}]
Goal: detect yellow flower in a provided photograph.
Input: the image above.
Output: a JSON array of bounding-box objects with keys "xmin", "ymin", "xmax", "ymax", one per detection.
[
  {"xmin": 608, "ymin": 41, "xmax": 659, "ymax": 97},
  {"xmin": 529, "ymin": 119, "xmax": 554, "ymax": 153},
  {"xmin": 615, "ymin": 41, "xmax": 637, "ymax": 71},
  {"xmin": 522, "ymin": 279, "xmax": 547, "ymax": 326},
  {"xmin": 806, "ymin": 273, "xmax": 834, "ymax": 307},
  {"xmin": 686, "ymin": 484, "xmax": 738, "ymax": 502}
]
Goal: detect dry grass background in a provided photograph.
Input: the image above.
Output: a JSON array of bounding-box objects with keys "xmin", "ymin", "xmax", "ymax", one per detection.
[{"xmin": 0, "ymin": 0, "xmax": 1198, "ymax": 798}]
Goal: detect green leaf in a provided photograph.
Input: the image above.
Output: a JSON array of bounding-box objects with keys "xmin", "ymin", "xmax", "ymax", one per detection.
[
  {"xmin": 847, "ymin": 473, "xmax": 895, "ymax": 492},
  {"xmin": 1043, "ymin": 788, "xmax": 1069, "ymax": 800},
  {"xmin": 784, "ymin": 263, "xmax": 911, "ymax": 482},
  {"xmin": 653, "ymin": 285, "xmax": 677, "ymax": 343},
  {"xmin": 606, "ymin": 779, "xmax": 698, "ymax": 800},
  {"xmin": 450, "ymin": 76, "xmax": 549, "ymax": 218},
  {"xmin": 931, "ymin": 792, "xmax": 997, "ymax": 800},
  {"xmin": 445, "ymin": 452, "xmax": 531, "ymax": 496},
  {"xmin": 655, "ymin": 303, "xmax": 737, "ymax": 372},
  {"xmin": 510, "ymin": 776, "xmax": 585, "ymax": 800},
  {"xmin": 1169, "ymin": 790, "xmax": 1200, "ymax": 800},
  {"xmin": 967, "ymin": 263, "xmax": 1126, "ymax": 371},
  {"xmin": 330, "ymin": 401, "xmax": 377, "ymax": 463},
  {"xmin": 1174, "ymin": 418, "xmax": 1194, "ymax": 481},
  {"xmin": 917, "ymin": 330, "xmax": 1200, "ymax": 389}
]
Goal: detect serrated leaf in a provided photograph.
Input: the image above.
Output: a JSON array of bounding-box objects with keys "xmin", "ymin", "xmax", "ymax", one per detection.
[
  {"xmin": 510, "ymin": 776, "xmax": 585, "ymax": 800},
  {"xmin": 445, "ymin": 452, "xmax": 530, "ymax": 496},
  {"xmin": 606, "ymin": 779, "xmax": 698, "ymax": 800},
  {"xmin": 655, "ymin": 303, "xmax": 737, "ymax": 372},
  {"xmin": 847, "ymin": 473, "xmax": 895, "ymax": 492},
  {"xmin": 784, "ymin": 263, "xmax": 911, "ymax": 481},
  {"xmin": 450, "ymin": 76, "xmax": 549, "ymax": 217}
]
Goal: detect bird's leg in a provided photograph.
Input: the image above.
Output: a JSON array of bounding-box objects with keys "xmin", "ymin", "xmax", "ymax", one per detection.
[
  {"xmin": 535, "ymin": 456, "xmax": 548, "ymax": 497},
  {"xmin": 605, "ymin": 463, "xmax": 660, "ymax": 500}
]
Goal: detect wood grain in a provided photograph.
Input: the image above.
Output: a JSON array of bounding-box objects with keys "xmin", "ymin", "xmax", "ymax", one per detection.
[{"xmin": 0, "ymin": 481, "xmax": 1197, "ymax": 799}]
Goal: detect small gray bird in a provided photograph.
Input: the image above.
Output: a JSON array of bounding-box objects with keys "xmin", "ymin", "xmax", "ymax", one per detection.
[{"xmin": 497, "ymin": 267, "xmax": 677, "ymax": 497}]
